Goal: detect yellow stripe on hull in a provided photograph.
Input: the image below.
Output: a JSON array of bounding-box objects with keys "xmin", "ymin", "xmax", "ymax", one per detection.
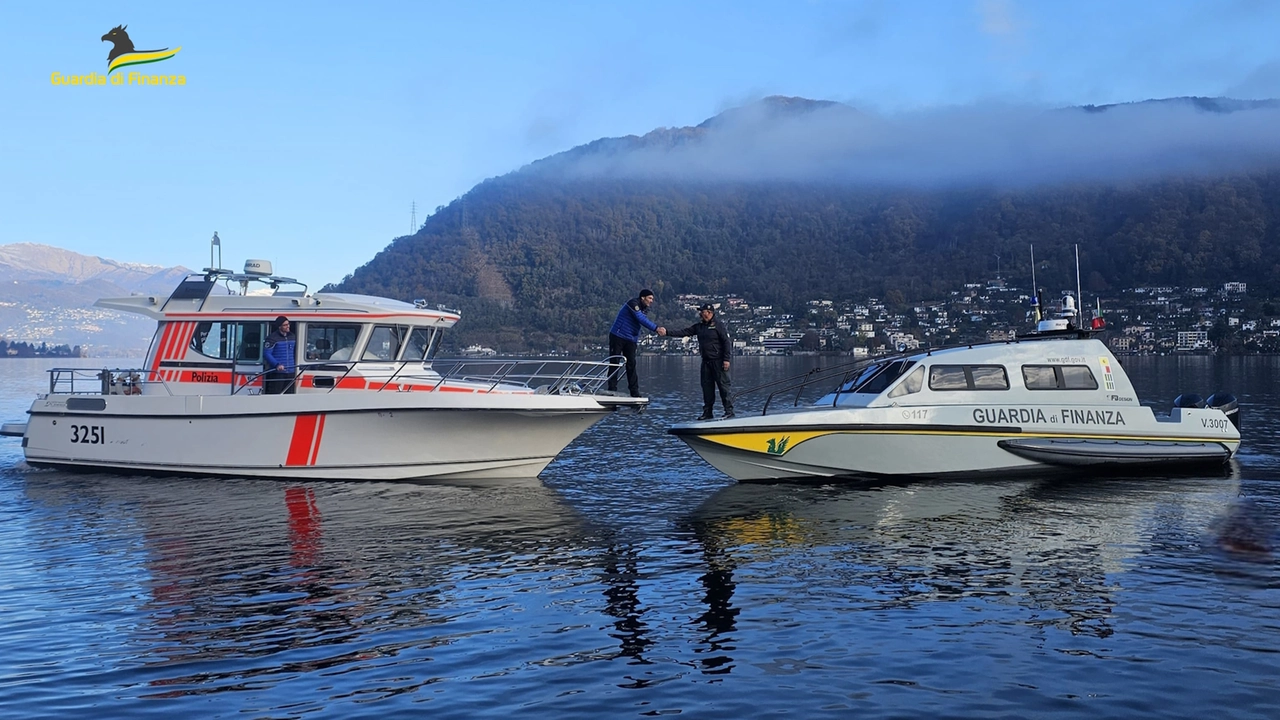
[{"xmin": 696, "ymin": 428, "xmax": 1239, "ymax": 456}]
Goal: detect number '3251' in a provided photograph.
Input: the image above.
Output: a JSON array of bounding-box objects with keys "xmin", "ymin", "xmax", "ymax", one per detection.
[{"xmin": 71, "ymin": 425, "xmax": 105, "ymax": 444}]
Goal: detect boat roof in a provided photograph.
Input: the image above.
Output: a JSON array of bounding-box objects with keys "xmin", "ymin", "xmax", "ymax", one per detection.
[{"xmin": 94, "ymin": 274, "xmax": 461, "ymax": 327}]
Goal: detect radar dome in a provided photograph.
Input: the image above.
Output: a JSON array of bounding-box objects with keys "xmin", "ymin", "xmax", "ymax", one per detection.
[{"xmin": 244, "ymin": 259, "xmax": 273, "ymax": 276}]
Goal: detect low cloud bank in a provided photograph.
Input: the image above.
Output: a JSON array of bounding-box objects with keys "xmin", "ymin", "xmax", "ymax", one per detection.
[{"xmin": 539, "ymin": 97, "xmax": 1280, "ymax": 188}]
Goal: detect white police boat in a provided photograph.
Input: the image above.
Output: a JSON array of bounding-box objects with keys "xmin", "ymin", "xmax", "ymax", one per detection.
[
  {"xmin": 0, "ymin": 247, "xmax": 644, "ymax": 480},
  {"xmin": 669, "ymin": 297, "xmax": 1241, "ymax": 482}
]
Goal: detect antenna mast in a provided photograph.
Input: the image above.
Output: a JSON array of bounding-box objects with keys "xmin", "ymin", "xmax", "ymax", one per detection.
[
  {"xmin": 410, "ymin": 201, "xmax": 417, "ymax": 235},
  {"xmin": 1029, "ymin": 245, "xmax": 1040, "ymax": 322},
  {"xmin": 1030, "ymin": 244, "xmax": 1036, "ymax": 290},
  {"xmin": 1075, "ymin": 243, "xmax": 1082, "ymax": 319},
  {"xmin": 210, "ymin": 231, "xmax": 222, "ymax": 271}
]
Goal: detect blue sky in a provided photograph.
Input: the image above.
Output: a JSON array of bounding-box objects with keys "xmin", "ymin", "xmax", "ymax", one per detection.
[{"xmin": 2, "ymin": 1, "xmax": 1279, "ymax": 290}]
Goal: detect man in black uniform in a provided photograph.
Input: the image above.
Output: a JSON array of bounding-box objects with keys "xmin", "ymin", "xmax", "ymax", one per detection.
[{"xmin": 668, "ymin": 304, "xmax": 735, "ymax": 420}]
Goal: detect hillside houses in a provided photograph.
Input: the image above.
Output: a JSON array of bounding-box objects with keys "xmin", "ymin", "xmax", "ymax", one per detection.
[{"xmin": 643, "ymin": 279, "xmax": 1277, "ymax": 356}]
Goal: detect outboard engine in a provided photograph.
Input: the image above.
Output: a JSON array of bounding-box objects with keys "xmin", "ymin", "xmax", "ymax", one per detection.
[
  {"xmin": 1206, "ymin": 392, "xmax": 1241, "ymax": 430},
  {"xmin": 1173, "ymin": 393, "xmax": 1206, "ymax": 409}
]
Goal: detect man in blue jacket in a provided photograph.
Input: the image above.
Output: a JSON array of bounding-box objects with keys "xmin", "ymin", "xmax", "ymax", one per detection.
[
  {"xmin": 607, "ymin": 289, "xmax": 665, "ymax": 397},
  {"xmin": 263, "ymin": 315, "xmax": 298, "ymax": 394}
]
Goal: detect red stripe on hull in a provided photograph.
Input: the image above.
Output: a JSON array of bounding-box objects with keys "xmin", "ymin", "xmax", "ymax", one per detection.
[
  {"xmin": 308, "ymin": 415, "xmax": 326, "ymax": 465},
  {"xmin": 150, "ymin": 323, "xmax": 175, "ymax": 375},
  {"xmin": 286, "ymin": 414, "xmax": 320, "ymax": 466}
]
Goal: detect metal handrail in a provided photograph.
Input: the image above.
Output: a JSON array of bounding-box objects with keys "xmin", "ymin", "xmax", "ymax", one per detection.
[
  {"xmin": 233, "ymin": 356, "xmax": 627, "ymax": 396},
  {"xmin": 47, "ymin": 367, "xmax": 176, "ymax": 396},
  {"xmin": 49, "ymin": 356, "xmax": 630, "ymax": 399},
  {"xmin": 750, "ymin": 351, "xmax": 921, "ymax": 415}
]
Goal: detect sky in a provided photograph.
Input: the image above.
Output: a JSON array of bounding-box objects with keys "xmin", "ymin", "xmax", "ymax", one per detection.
[{"xmin": 2, "ymin": 0, "xmax": 1279, "ymax": 290}]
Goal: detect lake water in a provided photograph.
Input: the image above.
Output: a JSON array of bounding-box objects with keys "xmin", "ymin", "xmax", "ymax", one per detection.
[{"xmin": 1, "ymin": 355, "xmax": 1278, "ymax": 718}]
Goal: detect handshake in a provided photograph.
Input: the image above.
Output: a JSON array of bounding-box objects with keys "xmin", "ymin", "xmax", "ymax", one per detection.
[{"xmin": 657, "ymin": 327, "xmax": 667, "ymax": 336}]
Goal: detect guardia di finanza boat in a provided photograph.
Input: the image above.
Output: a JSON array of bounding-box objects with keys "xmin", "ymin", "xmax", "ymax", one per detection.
[{"xmin": 669, "ymin": 318, "xmax": 1240, "ymax": 482}]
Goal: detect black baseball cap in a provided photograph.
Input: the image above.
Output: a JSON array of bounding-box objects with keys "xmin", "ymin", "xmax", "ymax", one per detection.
[{"xmin": 698, "ymin": 304, "xmax": 714, "ymax": 312}]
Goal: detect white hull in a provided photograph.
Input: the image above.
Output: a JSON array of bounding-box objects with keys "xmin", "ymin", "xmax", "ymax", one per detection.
[
  {"xmin": 671, "ymin": 337, "xmax": 1242, "ymax": 482},
  {"xmin": 3, "ymin": 256, "xmax": 648, "ymax": 481},
  {"xmin": 21, "ymin": 392, "xmax": 614, "ymax": 481}
]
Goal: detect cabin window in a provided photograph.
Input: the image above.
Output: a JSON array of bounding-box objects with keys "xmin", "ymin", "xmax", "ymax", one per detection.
[
  {"xmin": 190, "ymin": 322, "xmax": 230, "ymax": 359},
  {"xmin": 189, "ymin": 322, "xmax": 265, "ymax": 363},
  {"xmin": 1022, "ymin": 364, "xmax": 1099, "ymax": 390},
  {"xmin": 402, "ymin": 327, "xmax": 441, "ymax": 361},
  {"xmin": 971, "ymin": 366, "xmax": 1009, "ymax": 390},
  {"xmin": 928, "ymin": 364, "xmax": 1010, "ymax": 391},
  {"xmin": 838, "ymin": 360, "xmax": 915, "ymax": 395},
  {"xmin": 888, "ymin": 365, "xmax": 925, "ymax": 398},
  {"xmin": 364, "ymin": 326, "xmax": 406, "ymax": 361},
  {"xmin": 306, "ymin": 324, "xmax": 361, "ymax": 362}
]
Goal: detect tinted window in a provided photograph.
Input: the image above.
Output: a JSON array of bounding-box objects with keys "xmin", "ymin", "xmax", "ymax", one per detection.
[
  {"xmin": 839, "ymin": 362, "xmax": 886, "ymax": 392},
  {"xmin": 1061, "ymin": 365, "xmax": 1099, "ymax": 389},
  {"xmin": 237, "ymin": 323, "xmax": 264, "ymax": 362},
  {"xmin": 857, "ymin": 360, "xmax": 913, "ymax": 394},
  {"xmin": 971, "ymin": 366, "xmax": 1009, "ymax": 390},
  {"xmin": 839, "ymin": 360, "xmax": 916, "ymax": 395},
  {"xmin": 1022, "ymin": 365, "xmax": 1057, "ymax": 390},
  {"xmin": 929, "ymin": 365, "xmax": 1009, "ymax": 391},
  {"xmin": 167, "ymin": 279, "xmax": 215, "ymax": 301},
  {"xmin": 888, "ymin": 365, "xmax": 925, "ymax": 398},
  {"xmin": 929, "ymin": 366, "xmax": 969, "ymax": 390},
  {"xmin": 1022, "ymin": 364, "xmax": 1099, "ymax": 390}
]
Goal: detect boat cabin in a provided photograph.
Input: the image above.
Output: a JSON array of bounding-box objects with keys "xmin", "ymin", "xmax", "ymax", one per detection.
[
  {"xmin": 814, "ymin": 337, "xmax": 1138, "ymax": 410},
  {"xmin": 93, "ymin": 264, "xmax": 464, "ymax": 396}
]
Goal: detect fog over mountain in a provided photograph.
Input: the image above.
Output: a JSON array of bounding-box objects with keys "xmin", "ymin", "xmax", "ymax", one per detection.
[
  {"xmin": 530, "ymin": 96, "xmax": 1280, "ymax": 188},
  {"xmin": 0, "ymin": 244, "xmax": 191, "ymax": 356}
]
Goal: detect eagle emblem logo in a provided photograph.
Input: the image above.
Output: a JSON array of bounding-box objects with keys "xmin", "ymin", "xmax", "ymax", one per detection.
[{"xmin": 101, "ymin": 25, "xmax": 181, "ymax": 74}]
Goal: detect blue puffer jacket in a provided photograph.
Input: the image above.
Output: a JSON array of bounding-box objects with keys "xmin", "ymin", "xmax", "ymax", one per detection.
[
  {"xmin": 263, "ymin": 331, "xmax": 297, "ymax": 371},
  {"xmin": 609, "ymin": 298, "xmax": 658, "ymax": 342}
]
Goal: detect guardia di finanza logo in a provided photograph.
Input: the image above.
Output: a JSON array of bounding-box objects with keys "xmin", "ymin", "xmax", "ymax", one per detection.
[{"xmin": 50, "ymin": 25, "xmax": 184, "ymax": 86}]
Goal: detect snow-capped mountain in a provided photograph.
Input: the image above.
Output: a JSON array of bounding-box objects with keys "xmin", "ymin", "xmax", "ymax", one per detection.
[{"xmin": 0, "ymin": 244, "xmax": 191, "ymax": 356}]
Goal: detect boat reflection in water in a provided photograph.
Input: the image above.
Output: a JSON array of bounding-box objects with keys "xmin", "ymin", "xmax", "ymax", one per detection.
[
  {"xmin": 680, "ymin": 467, "xmax": 1243, "ymax": 673},
  {"xmin": 18, "ymin": 472, "xmax": 615, "ymax": 698}
]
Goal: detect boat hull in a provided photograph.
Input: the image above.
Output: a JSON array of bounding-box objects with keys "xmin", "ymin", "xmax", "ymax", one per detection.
[
  {"xmin": 675, "ymin": 427, "xmax": 1042, "ymax": 481},
  {"xmin": 20, "ymin": 393, "xmax": 614, "ymax": 481},
  {"xmin": 669, "ymin": 406, "xmax": 1241, "ymax": 482}
]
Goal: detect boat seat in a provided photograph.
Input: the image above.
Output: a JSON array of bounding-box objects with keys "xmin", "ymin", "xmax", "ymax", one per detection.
[{"xmin": 309, "ymin": 338, "xmax": 331, "ymax": 360}]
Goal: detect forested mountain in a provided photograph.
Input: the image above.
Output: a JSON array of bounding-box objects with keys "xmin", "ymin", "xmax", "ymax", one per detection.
[{"xmin": 332, "ymin": 97, "xmax": 1280, "ymax": 351}]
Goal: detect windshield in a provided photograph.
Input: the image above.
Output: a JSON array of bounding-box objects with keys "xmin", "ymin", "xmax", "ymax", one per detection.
[{"xmin": 837, "ymin": 360, "xmax": 916, "ymax": 395}]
